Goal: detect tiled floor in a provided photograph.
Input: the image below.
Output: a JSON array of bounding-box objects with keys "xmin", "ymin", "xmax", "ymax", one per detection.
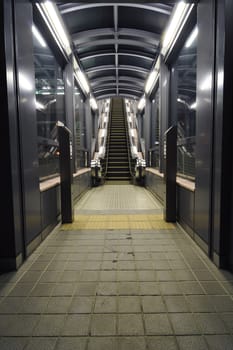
[{"xmin": 0, "ymin": 185, "xmax": 233, "ymax": 349}]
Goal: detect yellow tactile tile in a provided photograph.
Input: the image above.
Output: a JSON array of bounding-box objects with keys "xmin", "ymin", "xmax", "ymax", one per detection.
[{"xmin": 61, "ymin": 214, "xmax": 176, "ymax": 230}]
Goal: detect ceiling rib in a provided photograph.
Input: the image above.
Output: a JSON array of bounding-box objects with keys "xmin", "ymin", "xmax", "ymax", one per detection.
[
  {"xmin": 58, "ymin": 2, "xmax": 174, "ymax": 100},
  {"xmin": 80, "ymin": 52, "xmax": 153, "ymax": 62},
  {"xmin": 90, "ymin": 75, "xmax": 144, "ymax": 87},
  {"xmin": 86, "ymin": 65, "xmax": 149, "ymax": 75},
  {"xmin": 92, "ymin": 82, "xmax": 143, "ymax": 90},
  {"xmin": 60, "ymin": 3, "xmax": 172, "ymax": 16},
  {"xmin": 114, "ymin": 5, "xmax": 118, "ymax": 95},
  {"xmin": 72, "ymin": 27, "xmax": 159, "ymax": 45},
  {"xmin": 74, "ymin": 39, "xmax": 158, "ymax": 50},
  {"xmin": 94, "ymin": 86, "xmax": 142, "ymax": 94}
]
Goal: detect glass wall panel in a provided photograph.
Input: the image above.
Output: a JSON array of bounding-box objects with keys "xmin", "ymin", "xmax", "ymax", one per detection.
[
  {"xmin": 74, "ymin": 85, "xmax": 86, "ymax": 169},
  {"xmin": 150, "ymin": 88, "xmax": 160, "ymax": 168},
  {"xmin": 175, "ymin": 26, "xmax": 197, "ymax": 180},
  {"xmin": 33, "ymin": 24, "xmax": 65, "ymax": 180}
]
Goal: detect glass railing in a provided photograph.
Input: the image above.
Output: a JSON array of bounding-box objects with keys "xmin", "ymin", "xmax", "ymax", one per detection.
[{"xmin": 177, "ymin": 136, "xmax": 195, "ymax": 180}]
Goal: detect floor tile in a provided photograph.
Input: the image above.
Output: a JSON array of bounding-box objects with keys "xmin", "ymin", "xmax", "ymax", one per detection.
[
  {"xmin": 164, "ymin": 296, "xmax": 190, "ymax": 312},
  {"xmin": 194, "ymin": 313, "xmax": 228, "ymax": 334},
  {"xmin": 118, "ymin": 314, "xmax": 144, "ymax": 335},
  {"xmin": 205, "ymin": 335, "xmax": 233, "ymax": 350},
  {"xmin": 118, "ymin": 336, "xmax": 147, "ymax": 350},
  {"xmin": 144, "ymin": 314, "xmax": 173, "ymax": 335},
  {"xmin": 24, "ymin": 337, "xmax": 57, "ymax": 350},
  {"xmin": 94, "ymin": 296, "xmax": 117, "ymax": 313},
  {"xmin": 147, "ymin": 336, "xmax": 178, "ymax": 350},
  {"xmin": 33, "ymin": 315, "xmax": 65, "ymax": 336},
  {"xmin": 87, "ymin": 337, "xmax": 117, "ymax": 350},
  {"xmin": 169, "ymin": 313, "xmax": 200, "ymax": 335},
  {"xmin": 142, "ymin": 296, "xmax": 166, "ymax": 313},
  {"xmin": 0, "ymin": 337, "xmax": 28, "ymax": 350},
  {"xmin": 45, "ymin": 297, "xmax": 72, "ymax": 314},
  {"xmin": 177, "ymin": 335, "xmax": 208, "ymax": 350},
  {"xmin": 69, "ymin": 296, "xmax": 94, "ymax": 313},
  {"xmin": 118, "ymin": 296, "xmax": 141, "ymax": 313},
  {"xmin": 61, "ymin": 314, "xmax": 90, "ymax": 336},
  {"xmin": 139, "ymin": 282, "xmax": 160, "ymax": 295},
  {"xmin": 55, "ymin": 337, "xmax": 87, "ymax": 350},
  {"xmin": 91, "ymin": 314, "xmax": 116, "ymax": 335}
]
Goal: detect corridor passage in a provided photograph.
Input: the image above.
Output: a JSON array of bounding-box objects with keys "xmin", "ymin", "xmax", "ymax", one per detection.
[{"xmin": 0, "ymin": 185, "xmax": 233, "ymax": 349}]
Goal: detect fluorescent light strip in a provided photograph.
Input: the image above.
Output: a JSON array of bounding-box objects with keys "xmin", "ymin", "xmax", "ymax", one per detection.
[
  {"xmin": 39, "ymin": 1, "xmax": 71, "ymax": 56},
  {"xmin": 163, "ymin": 1, "xmax": 186, "ymax": 48},
  {"xmin": 77, "ymin": 70, "xmax": 90, "ymax": 94},
  {"xmin": 32, "ymin": 25, "xmax": 46, "ymax": 47},
  {"xmin": 162, "ymin": 1, "xmax": 194, "ymax": 56},
  {"xmin": 185, "ymin": 26, "xmax": 198, "ymax": 48},
  {"xmin": 145, "ymin": 57, "xmax": 160, "ymax": 95},
  {"xmin": 145, "ymin": 71, "xmax": 157, "ymax": 94},
  {"xmin": 138, "ymin": 96, "xmax": 146, "ymax": 111},
  {"xmin": 90, "ymin": 96, "xmax": 98, "ymax": 110}
]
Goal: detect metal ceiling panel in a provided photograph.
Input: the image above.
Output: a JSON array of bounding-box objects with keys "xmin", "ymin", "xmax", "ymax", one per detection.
[{"xmin": 57, "ymin": 2, "xmax": 174, "ymax": 99}]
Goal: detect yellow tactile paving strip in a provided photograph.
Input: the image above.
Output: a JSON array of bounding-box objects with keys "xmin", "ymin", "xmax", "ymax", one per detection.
[{"xmin": 62, "ymin": 214, "xmax": 176, "ymax": 230}]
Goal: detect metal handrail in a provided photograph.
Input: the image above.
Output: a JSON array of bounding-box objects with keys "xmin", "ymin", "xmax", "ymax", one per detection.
[
  {"xmin": 101, "ymin": 100, "xmax": 112, "ymax": 180},
  {"xmin": 123, "ymin": 101, "xmax": 136, "ymax": 179}
]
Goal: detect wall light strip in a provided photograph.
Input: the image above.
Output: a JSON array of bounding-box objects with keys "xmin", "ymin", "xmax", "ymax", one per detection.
[
  {"xmin": 161, "ymin": 1, "xmax": 194, "ymax": 56},
  {"xmin": 145, "ymin": 57, "xmax": 160, "ymax": 95},
  {"xmin": 77, "ymin": 70, "xmax": 90, "ymax": 94},
  {"xmin": 37, "ymin": 1, "xmax": 71, "ymax": 56}
]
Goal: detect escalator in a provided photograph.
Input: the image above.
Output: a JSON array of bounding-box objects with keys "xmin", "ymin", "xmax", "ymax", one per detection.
[{"xmin": 105, "ymin": 98, "xmax": 131, "ymax": 183}]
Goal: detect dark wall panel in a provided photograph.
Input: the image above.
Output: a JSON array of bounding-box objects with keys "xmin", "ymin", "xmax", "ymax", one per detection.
[
  {"xmin": 73, "ymin": 172, "xmax": 91, "ymax": 202},
  {"xmin": 177, "ymin": 186, "xmax": 194, "ymax": 234},
  {"xmin": 194, "ymin": 0, "xmax": 215, "ymax": 247},
  {"xmin": 14, "ymin": 1, "xmax": 41, "ymax": 246},
  {"xmin": 41, "ymin": 186, "xmax": 61, "ymax": 231},
  {"xmin": 145, "ymin": 171, "xmax": 165, "ymax": 204}
]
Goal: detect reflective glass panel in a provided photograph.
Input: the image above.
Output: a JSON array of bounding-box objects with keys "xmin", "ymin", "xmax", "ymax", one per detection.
[
  {"xmin": 33, "ymin": 24, "xmax": 65, "ymax": 180},
  {"xmin": 176, "ymin": 26, "xmax": 197, "ymax": 180}
]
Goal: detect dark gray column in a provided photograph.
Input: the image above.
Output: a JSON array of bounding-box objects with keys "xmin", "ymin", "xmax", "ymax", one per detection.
[
  {"xmin": 212, "ymin": 0, "xmax": 233, "ymax": 267},
  {"xmin": 194, "ymin": 0, "xmax": 216, "ymax": 254},
  {"xmin": 0, "ymin": 0, "xmax": 24, "ymax": 270}
]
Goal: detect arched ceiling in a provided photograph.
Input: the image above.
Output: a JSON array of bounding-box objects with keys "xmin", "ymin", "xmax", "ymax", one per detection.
[{"xmin": 57, "ymin": 2, "xmax": 175, "ymax": 100}]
